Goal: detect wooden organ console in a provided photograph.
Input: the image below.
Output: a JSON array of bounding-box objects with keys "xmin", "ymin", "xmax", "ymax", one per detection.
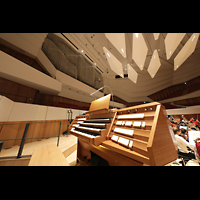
[{"xmin": 69, "ymin": 95, "xmax": 177, "ymax": 166}]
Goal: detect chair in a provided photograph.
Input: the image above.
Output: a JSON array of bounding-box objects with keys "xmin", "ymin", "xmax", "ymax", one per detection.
[{"xmin": 178, "ymin": 148, "xmax": 196, "ymax": 166}]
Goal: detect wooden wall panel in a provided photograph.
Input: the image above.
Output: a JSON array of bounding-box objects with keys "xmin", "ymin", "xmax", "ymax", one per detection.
[{"xmin": 0, "ymin": 120, "xmax": 70, "ymax": 149}]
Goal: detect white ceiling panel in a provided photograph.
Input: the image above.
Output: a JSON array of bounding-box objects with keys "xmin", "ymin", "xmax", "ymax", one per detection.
[
  {"xmin": 132, "ymin": 33, "xmax": 148, "ymax": 70},
  {"xmin": 164, "ymin": 33, "xmax": 186, "ymax": 60},
  {"xmin": 147, "ymin": 49, "xmax": 161, "ymax": 78},
  {"xmin": 153, "ymin": 33, "xmax": 160, "ymax": 40},
  {"xmin": 127, "ymin": 64, "xmax": 138, "ymax": 83},
  {"xmin": 105, "ymin": 33, "xmax": 126, "ymax": 58},
  {"xmin": 174, "ymin": 33, "xmax": 199, "ymax": 71},
  {"xmin": 103, "ymin": 46, "xmax": 124, "ymax": 78}
]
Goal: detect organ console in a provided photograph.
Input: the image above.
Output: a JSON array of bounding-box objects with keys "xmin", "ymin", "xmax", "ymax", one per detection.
[
  {"xmin": 69, "ymin": 94, "xmax": 115, "ymax": 146},
  {"xmin": 69, "ymin": 94, "xmax": 178, "ymax": 166}
]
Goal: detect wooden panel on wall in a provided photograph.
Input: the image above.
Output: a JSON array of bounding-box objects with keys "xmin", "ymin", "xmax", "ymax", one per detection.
[
  {"xmin": 0, "ymin": 120, "xmax": 70, "ymax": 149},
  {"xmin": 0, "ymin": 77, "xmax": 37, "ymax": 103}
]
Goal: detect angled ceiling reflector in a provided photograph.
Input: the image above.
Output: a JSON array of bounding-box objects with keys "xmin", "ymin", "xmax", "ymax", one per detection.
[
  {"xmin": 132, "ymin": 33, "xmax": 148, "ymax": 71},
  {"xmin": 153, "ymin": 33, "xmax": 160, "ymax": 40},
  {"xmin": 127, "ymin": 64, "xmax": 138, "ymax": 83},
  {"xmin": 174, "ymin": 33, "xmax": 199, "ymax": 71},
  {"xmin": 147, "ymin": 49, "xmax": 161, "ymax": 78},
  {"xmin": 105, "ymin": 33, "xmax": 126, "ymax": 58},
  {"xmin": 103, "ymin": 46, "xmax": 124, "ymax": 78},
  {"xmin": 164, "ymin": 33, "xmax": 186, "ymax": 60}
]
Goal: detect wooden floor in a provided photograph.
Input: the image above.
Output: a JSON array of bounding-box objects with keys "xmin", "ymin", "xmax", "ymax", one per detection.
[{"xmin": 0, "ymin": 134, "xmax": 77, "ymax": 166}]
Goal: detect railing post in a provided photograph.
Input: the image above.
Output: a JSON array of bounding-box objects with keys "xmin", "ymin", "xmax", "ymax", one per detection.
[
  {"xmin": 57, "ymin": 121, "xmax": 62, "ymax": 147},
  {"xmin": 17, "ymin": 123, "xmax": 30, "ymax": 158}
]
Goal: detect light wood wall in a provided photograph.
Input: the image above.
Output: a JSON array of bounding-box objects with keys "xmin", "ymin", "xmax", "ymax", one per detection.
[{"xmin": 0, "ymin": 120, "xmax": 69, "ymax": 149}]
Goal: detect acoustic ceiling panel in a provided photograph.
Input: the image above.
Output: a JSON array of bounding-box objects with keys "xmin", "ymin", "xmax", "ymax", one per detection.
[
  {"xmin": 132, "ymin": 33, "xmax": 148, "ymax": 71},
  {"xmin": 153, "ymin": 33, "xmax": 160, "ymax": 40},
  {"xmin": 147, "ymin": 49, "xmax": 161, "ymax": 78},
  {"xmin": 127, "ymin": 64, "xmax": 138, "ymax": 83},
  {"xmin": 164, "ymin": 33, "xmax": 186, "ymax": 60},
  {"xmin": 174, "ymin": 33, "xmax": 199, "ymax": 71},
  {"xmin": 103, "ymin": 46, "xmax": 124, "ymax": 78},
  {"xmin": 105, "ymin": 33, "xmax": 126, "ymax": 58}
]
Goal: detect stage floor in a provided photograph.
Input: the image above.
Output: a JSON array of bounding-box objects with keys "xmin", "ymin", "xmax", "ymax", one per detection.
[{"xmin": 0, "ymin": 134, "xmax": 77, "ymax": 166}]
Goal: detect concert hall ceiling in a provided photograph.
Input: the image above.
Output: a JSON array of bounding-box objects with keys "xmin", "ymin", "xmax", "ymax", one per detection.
[
  {"xmin": 61, "ymin": 33, "xmax": 200, "ymax": 106},
  {"xmin": 0, "ymin": 33, "xmax": 200, "ymax": 108}
]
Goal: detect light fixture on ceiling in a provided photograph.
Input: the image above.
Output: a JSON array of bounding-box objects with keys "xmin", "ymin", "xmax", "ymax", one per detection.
[{"xmin": 135, "ymin": 33, "xmax": 139, "ymax": 38}]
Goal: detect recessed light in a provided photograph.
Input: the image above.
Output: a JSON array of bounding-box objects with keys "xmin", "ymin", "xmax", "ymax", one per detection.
[
  {"xmin": 135, "ymin": 33, "xmax": 139, "ymax": 38},
  {"xmin": 121, "ymin": 48, "xmax": 124, "ymax": 53},
  {"xmin": 107, "ymin": 52, "xmax": 110, "ymax": 57},
  {"xmin": 81, "ymin": 50, "xmax": 84, "ymax": 53}
]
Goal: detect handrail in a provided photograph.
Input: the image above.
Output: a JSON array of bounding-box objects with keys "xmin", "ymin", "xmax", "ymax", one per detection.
[{"xmin": 0, "ymin": 120, "xmax": 63, "ymax": 160}]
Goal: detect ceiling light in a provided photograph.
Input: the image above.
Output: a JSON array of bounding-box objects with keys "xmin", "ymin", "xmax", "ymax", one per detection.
[
  {"xmin": 107, "ymin": 52, "xmax": 110, "ymax": 57},
  {"xmin": 81, "ymin": 50, "xmax": 84, "ymax": 53},
  {"xmin": 135, "ymin": 33, "xmax": 139, "ymax": 38},
  {"xmin": 121, "ymin": 48, "xmax": 124, "ymax": 53}
]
